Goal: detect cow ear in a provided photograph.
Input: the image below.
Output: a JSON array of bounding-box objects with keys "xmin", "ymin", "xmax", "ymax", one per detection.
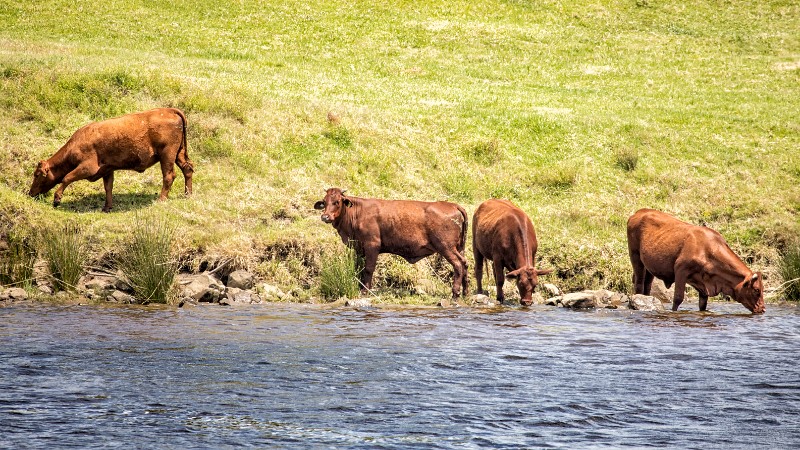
[
  {"xmin": 506, "ymin": 269, "xmax": 521, "ymax": 280},
  {"xmin": 536, "ymin": 268, "xmax": 554, "ymax": 276},
  {"xmin": 36, "ymin": 160, "xmax": 50, "ymax": 176},
  {"xmin": 313, "ymin": 201, "xmax": 325, "ymax": 210},
  {"xmin": 343, "ymin": 198, "xmax": 353, "ymax": 208}
]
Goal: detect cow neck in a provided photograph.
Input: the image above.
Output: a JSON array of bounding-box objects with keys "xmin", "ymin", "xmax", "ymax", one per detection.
[
  {"xmin": 712, "ymin": 250, "xmax": 752, "ymax": 285},
  {"xmin": 334, "ymin": 196, "xmax": 360, "ymax": 233},
  {"xmin": 511, "ymin": 221, "xmax": 533, "ymax": 270},
  {"xmin": 47, "ymin": 144, "xmax": 76, "ymax": 180}
]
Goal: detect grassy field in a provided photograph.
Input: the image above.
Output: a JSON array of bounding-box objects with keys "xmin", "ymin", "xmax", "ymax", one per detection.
[{"xmin": 1, "ymin": 0, "xmax": 799, "ymax": 303}]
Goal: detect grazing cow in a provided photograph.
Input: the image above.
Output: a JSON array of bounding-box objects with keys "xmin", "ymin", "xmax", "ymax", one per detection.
[
  {"xmin": 28, "ymin": 108, "xmax": 193, "ymax": 212},
  {"xmin": 314, "ymin": 188, "xmax": 468, "ymax": 300},
  {"xmin": 627, "ymin": 208, "xmax": 765, "ymax": 314},
  {"xmin": 472, "ymin": 199, "xmax": 553, "ymax": 306}
]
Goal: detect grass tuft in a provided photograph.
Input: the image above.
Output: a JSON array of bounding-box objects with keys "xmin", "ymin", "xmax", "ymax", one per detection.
[
  {"xmin": 532, "ymin": 164, "xmax": 579, "ymax": 192},
  {"xmin": 115, "ymin": 217, "xmax": 177, "ymax": 304},
  {"xmin": 463, "ymin": 138, "xmax": 502, "ymax": 164},
  {"xmin": 40, "ymin": 223, "xmax": 87, "ymax": 292},
  {"xmin": 323, "ymin": 125, "xmax": 353, "ymax": 149},
  {"xmin": 319, "ymin": 242, "xmax": 362, "ymax": 300},
  {"xmin": 778, "ymin": 243, "xmax": 800, "ymax": 301},
  {"xmin": 614, "ymin": 147, "xmax": 639, "ymax": 171},
  {"xmin": 0, "ymin": 232, "xmax": 36, "ymax": 288}
]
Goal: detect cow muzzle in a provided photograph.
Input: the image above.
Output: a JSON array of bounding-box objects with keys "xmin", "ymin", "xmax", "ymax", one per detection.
[{"xmin": 321, "ymin": 214, "xmax": 333, "ymax": 224}]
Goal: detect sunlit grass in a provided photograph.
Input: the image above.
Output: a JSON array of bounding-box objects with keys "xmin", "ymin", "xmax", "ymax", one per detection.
[
  {"xmin": 40, "ymin": 222, "xmax": 86, "ymax": 292},
  {"xmin": 319, "ymin": 243, "xmax": 362, "ymax": 300},
  {"xmin": 0, "ymin": 0, "xmax": 798, "ymax": 299},
  {"xmin": 115, "ymin": 216, "xmax": 177, "ymax": 304},
  {"xmin": 0, "ymin": 232, "xmax": 36, "ymax": 288}
]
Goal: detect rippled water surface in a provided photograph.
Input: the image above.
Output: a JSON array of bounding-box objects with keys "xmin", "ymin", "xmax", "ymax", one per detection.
[{"xmin": 2, "ymin": 301, "xmax": 799, "ymax": 448}]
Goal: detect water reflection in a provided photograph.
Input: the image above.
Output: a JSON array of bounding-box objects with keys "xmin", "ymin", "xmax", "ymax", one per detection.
[{"xmin": 1, "ymin": 302, "xmax": 798, "ymax": 448}]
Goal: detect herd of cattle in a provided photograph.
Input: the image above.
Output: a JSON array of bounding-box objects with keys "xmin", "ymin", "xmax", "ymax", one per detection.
[{"xmin": 27, "ymin": 108, "xmax": 766, "ymax": 314}]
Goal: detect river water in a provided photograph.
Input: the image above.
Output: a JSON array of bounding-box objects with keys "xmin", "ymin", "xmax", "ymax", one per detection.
[{"xmin": 1, "ymin": 301, "xmax": 798, "ymax": 449}]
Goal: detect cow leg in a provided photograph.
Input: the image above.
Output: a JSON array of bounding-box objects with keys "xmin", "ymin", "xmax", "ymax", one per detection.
[
  {"xmin": 671, "ymin": 275, "xmax": 687, "ymax": 311},
  {"xmin": 440, "ymin": 249, "xmax": 467, "ymax": 300},
  {"xmin": 629, "ymin": 250, "xmax": 646, "ymax": 294},
  {"xmin": 52, "ymin": 164, "xmax": 95, "ymax": 207},
  {"xmin": 360, "ymin": 247, "xmax": 379, "ymax": 294},
  {"xmin": 474, "ymin": 251, "xmax": 486, "ymax": 295},
  {"xmin": 176, "ymin": 155, "xmax": 194, "ymax": 196},
  {"xmin": 102, "ymin": 172, "xmax": 115, "ymax": 213},
  {"xmin": 493, "ymin": 261, "xmax": 506, "ymax": 304},
  {"xmin": 698, "ymin": 291, "xmax": 709, "ymax": 312},
  {"xmin": 642, "ymin": 271, "xmax": 655, "ymax": 296},
  {"xmin": 158, "ymin": 159, "xmax": 177, "ymax": 201}
]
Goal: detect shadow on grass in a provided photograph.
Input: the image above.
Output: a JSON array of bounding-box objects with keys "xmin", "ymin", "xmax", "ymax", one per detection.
[{"xmin": 56, "ymin": 192, "xmax": 158, "ymax": 213}]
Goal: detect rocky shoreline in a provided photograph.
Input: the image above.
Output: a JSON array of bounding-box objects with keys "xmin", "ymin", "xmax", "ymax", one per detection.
[{"xmin": 1, "ymin": 268, "xmax": 676, "ymax": 312}]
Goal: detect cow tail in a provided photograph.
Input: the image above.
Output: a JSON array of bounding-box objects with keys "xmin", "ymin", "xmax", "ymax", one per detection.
[
  {"xmin": 457, "ymin": 206, "xmax": 468, "ymax": 255},
  {"xmin": 173, "ymin": 108, "xmax": 192, "ymax": 171}
]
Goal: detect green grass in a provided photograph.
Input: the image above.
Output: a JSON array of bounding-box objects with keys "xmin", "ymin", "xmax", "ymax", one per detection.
[
  {"xmin": 319, "ymin": 243, "xmax": 362, "ymax": 300},
  {"xmin": 115, "ymin": 216, "xmax": 177, "ymax": 304},
  {"xmin": 0, "ymin": 231, "xmax": 36, "ymax": 288},
  {"xmin": 39, "ymin": 223, "xmax": 86, "ymax": 292},
  {"xmin": 1, "ymin": 0, "xmax": 799, "ymax": 302},
  {"xmin": 778, "ymin": 243, "xmax": 800, "ymax": 301}
]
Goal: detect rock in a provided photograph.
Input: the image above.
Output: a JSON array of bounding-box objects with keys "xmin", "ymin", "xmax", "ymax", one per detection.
[
  {"xmin": 0, "ymin": 290, "xmax": 9, "ymax": 301},
  {"xmin": 177, "ymin": 272, "xmax": 225, "ymax": 303},
  {"xmin": 178, "ymin": 297, "xmax": 198, "ymax": 308},
  {"xmin": 560, "ymin": 291, "xmax": 599, "ymax": 309},
  {"xmin": 345, "ymin": 298, "xmax": 372, "ymax": 308},
  {"xmin": 545, "ymin": 295, "xmax": 561, "ymax": 306},
  {"xmin": 114, "ymin": 270, "xmax": 134, "ymax": 292},
  {"xmin": 82, "ymin": 274, "xmax": 116, "ymax": 292},
  {"xmin": 630, "ymin": 294, "xmax": 665, "ymax": 311},
  {"xmin": 6, "ymin": 287, "xmax": 28, "ymax": 300},
  {"xmin": 108, "ymin": 290, "xmax": 136, "ymax": 304},
  {"xmin": 38, "ymin": 285, "xmax": 53, "ymax": 295},
  {"xmin": 259, "ymin": 283, "xmax": 286, "ymax": 302},
  {"xmin": 220, "ymin": 287, "xmax": 263, "ymax": 305},
  {"xmin": 227, "ymin": 270, "xmax": 255, "ymax": 290},
  {"xmin": 542, "ymin": 283, "xmax": 562, "ymax": 297},
  {"xmin": 589, "ymin": 289, "xmax": 630, "ymax": 309},
  {"xmin": 649, "ymin": 279, "xmax": 674, "ymax": 303},
  {"xmin": 528, "ymin": 292, "xmax": 546, "ymax": 305},
  {"xmin": 471, "ymin": 293, "xmax": 493, "ymax": 306}
]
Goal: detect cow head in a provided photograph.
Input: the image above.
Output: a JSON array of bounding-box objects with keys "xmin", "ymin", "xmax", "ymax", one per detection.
[
  {"xmin": 28, "ymin": 160, "xmax": 58, "ymax": 197},
  {"xmin": 506, "ymin": 266, "xmax": 554, "ymax": 306},
  {"xmin": 314, "ymin": 188, "xmax": 352, "ymax": 224},
  {"xmin": 734, "ymin": 272, "xmax": 765, "ymax": 314}
]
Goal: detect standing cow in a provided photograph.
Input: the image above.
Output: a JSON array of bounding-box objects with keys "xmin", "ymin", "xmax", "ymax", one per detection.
[
  {"xmin": 472, "ymin": 199, "xmax": 552, "ymax": 306},
  {"xmin": 627, "ymin": 208, "xmax": 765, "ymax": 314},
  {"xmin": 314, "ymin": 188, "xmax": 469, "ymax": 300},
  {"xmin": 28, "ymin": 108, "xmax": 193, "ymax": 212}
]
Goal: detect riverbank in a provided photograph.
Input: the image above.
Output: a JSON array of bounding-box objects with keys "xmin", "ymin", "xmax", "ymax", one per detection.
[{"xmin": 2, "ymin": 1, "xmax": 799, "ymax": 301}]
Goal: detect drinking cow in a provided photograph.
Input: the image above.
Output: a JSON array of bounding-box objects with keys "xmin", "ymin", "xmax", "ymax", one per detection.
[
  {"xmin": 627, "ymin": 208, "xmax": 765, "ymax": 313},
  {"xmin": 472, "ymin": 199, "xmax": 552, "ymax": 306}
]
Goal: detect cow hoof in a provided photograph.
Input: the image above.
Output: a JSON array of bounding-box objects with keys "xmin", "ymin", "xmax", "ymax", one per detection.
[{"xmin": 52, "ymin": 201, "xmax": 61, "ymax": 208}]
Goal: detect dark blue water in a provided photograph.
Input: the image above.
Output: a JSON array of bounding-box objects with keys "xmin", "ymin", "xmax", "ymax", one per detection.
[{"xmin": 1, "ymin": 302, "xmax": 799, "ymax": 449}]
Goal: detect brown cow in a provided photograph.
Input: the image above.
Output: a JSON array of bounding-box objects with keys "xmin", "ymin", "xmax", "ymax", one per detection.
[
  {"xmin": 472, "ymin": 199, "xmax": 553, "ymax": 306},
  {"xmin": 314, "ymin": 188, "xmax": 468, "ymax": 300},
  {"xmin": 627, "ymin": 208, "xmax": 765, "ymax": 314},
  {"xmin": 28, "ymin": 108, "xmax": 193, "ymax": 212}
]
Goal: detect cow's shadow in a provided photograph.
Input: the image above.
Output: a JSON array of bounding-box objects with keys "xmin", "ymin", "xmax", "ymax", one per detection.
[{"xmin": 56, "ymin": 192, "xmax": 158, "ymax": 213}]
